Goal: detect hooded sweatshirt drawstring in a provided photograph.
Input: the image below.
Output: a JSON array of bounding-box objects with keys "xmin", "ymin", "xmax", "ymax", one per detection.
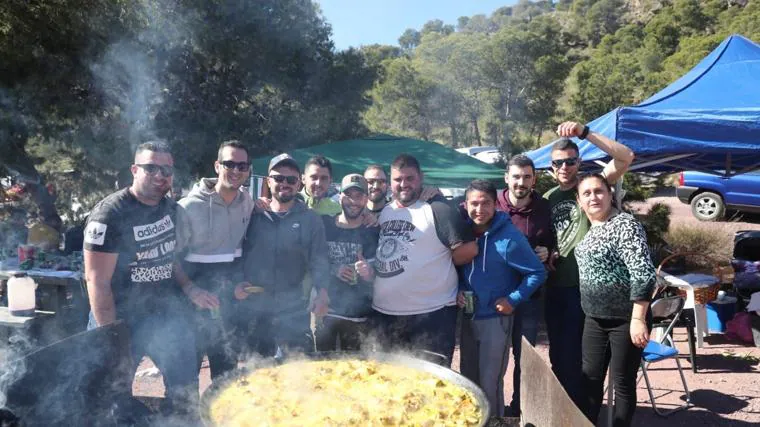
[
  {"xmin": 481, "ymin": 233, "xmax": 488, "ymax": 272},
  {"xmin": 208, "ymin": 194, "xmax": 213, "ymax": 233},
  {"xmin": 467, "ymin": 232, "xmax": 491, "ymax": 285}
]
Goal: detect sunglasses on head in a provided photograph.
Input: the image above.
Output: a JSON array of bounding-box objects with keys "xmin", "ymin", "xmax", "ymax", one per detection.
[
  {"xmin": 551, "ymin": 157, "xmax": 579, "ymax": 168},
  {"xmin": 269, "ymin": 175, "xmax": 299, "ymax": 185},
  {"xmin": 220, "ymin": 160, "xmax": 251, "ymax": 172},
  {"xmin": 136, "ymin": 163, "xmax": 174, "ymax": 177}
]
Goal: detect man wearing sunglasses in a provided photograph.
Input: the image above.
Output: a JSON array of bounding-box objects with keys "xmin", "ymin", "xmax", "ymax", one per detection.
[
  {"xmin": 542, "ymin": 121, "xmax": 634, "ymax": 409},
  {"xmin": 174, "ymin": 140, "xmax": 254, "ymax": 381},
  {"xmin": 84, "ymin": 141, "xmax": 198, "ymax": 414},
  {"xmin": 364, "ymin": 164, "xmax": 390, "ymax": 218},
  {"xmin": 236, "ymin": 153, "xmax": 329, "ymax": 355}
]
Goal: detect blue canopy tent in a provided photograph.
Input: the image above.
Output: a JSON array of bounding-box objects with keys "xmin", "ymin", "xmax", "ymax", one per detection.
[{"xmin": 526, "ymin": 34, "xmax": 760, "ymax": 176}]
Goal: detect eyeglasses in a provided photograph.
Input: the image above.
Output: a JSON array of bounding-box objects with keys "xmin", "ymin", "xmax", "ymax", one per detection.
[
  {"xmin": 551, "ymin": 157, "xmax": 579, "ymax": 168},
  {"xmin": 366, "ymin": 179, "xmax": 386, "ymax": 185},
  {"xmin": 269, "ymin": 175, "xmax": 299, "ymax": 185},
  {"xmin": 220, "ymin": 160, "xmax": 251, "ymax": 172},
  {"xmin": 136, "ymin": 164, "xmax": 174, "ymax": 177}
]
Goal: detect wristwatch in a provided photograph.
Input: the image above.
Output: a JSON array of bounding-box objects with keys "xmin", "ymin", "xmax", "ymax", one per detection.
[{"xmin": 579, "ymin": 125, "xmax": 590, "ymax": 140}]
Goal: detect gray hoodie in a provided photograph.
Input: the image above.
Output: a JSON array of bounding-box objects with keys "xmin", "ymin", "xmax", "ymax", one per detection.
[
  {"xmin": 176, "ymin": 178, "xmax": 254, "ymax": 263},
  {"xmin": 242, "ymin": 200, "xmax": 329, "ymax": 313}
]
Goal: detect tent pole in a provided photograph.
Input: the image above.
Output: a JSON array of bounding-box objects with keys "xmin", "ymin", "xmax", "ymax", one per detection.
[
  {"xmin": 615, "ymin": 178, "xmax": 624, "ymax": 208},
  {"xmin": 725, "ymin": 153, "xmax": 733, "ymax": 177},
  {"xmin": 627, "ymin": 154, "xmax": 697, "ymax": 172},
  {"xmin": 735, "ymin": 161, "xmax": 760, "ymax": 175}
]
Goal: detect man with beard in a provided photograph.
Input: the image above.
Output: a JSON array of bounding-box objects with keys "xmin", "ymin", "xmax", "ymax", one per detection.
[
  {"xmin": 497, "ymin": 154, "xmax": 554, "ymax": 417},
  {"xmin": 314, "ymin": 174, "xmax": 379, "ymax": 351},
  {"xmin": 543, "ymin": 121, "xmax": 634, "ymax": 409},
  {"xmin": 373, "ymin": 154, "xmax": 478, "ymax": 361},
  {"xmin": 84, "ymin": 141, "xmax": 197, "ymax": 412},
  {"xmin": 300, "ymin": 155, "xmax": 342, "ymax": 216},
  {"xmin": 364, "ymin": 163, "xmax": 445, "ymax": 219},
  {"xmin": 364, "ymin": 164, "xmax": 389, "ymax": 218},
  {"xmin": 174, "ymin": 140, "xmax": 254, "ymax": 380},
  {"xmin": 236, "ymin": 153, "xmax": 330, "ymax": 355}
]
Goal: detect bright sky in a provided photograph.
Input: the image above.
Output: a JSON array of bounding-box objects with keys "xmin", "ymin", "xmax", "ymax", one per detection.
[{"xmin": 317, "ymin": 0, "xmax": 515, "ymax": 50}]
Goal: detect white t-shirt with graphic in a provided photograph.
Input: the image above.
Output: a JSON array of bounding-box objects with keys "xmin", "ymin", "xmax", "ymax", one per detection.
[{"xmin": 373, "ymin": 199, "xmax": 472, "ymax": 315}]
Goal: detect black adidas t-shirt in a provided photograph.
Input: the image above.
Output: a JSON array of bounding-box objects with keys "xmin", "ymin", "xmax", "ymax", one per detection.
[{"xmin": 84, "ymin": 188, "xmax": 179, "ymax": 318}]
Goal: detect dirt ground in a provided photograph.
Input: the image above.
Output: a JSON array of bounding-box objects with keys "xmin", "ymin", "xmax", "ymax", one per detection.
[{"xmin": 133, "ymin": 196, "xmax": 760, "ymax": 426}]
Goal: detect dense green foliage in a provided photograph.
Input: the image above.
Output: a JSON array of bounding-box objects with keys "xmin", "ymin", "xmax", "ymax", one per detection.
[
  {"xmin": 365, "ymin": 0, "xmax": 760, "ymax": 151},
  {"xmin": 0, "ymin": 0, "xmax": 376, "ymax": 222},
  {"xmin": 1, "ymin": 0, "xmax": 759, "ymax": 224}
]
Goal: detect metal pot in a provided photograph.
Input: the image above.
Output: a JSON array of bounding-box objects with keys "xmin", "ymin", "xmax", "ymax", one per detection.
[{"xmin": 200, "ymin": 351, "xmax": 490, "ymax": 426}]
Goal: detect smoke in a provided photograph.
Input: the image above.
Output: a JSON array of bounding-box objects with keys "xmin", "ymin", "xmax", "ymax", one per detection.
[
  {"xmin": 0, "ymin": 4, "xmax": 204, "ymax": 420},
  {"xmin": 0, "ymin": 334, "xmax": 30, "ymax": 410},
  {"xmin": 91, "ymin": 43, "xmax": 164, "ymax": 151},
  {"xmin": 88, "ymin": 0, "xmax": 196, "ymax": 155}
]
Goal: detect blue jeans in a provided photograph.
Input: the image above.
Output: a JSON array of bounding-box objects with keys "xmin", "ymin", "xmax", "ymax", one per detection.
[
  {"xmin": 544, "ymin": 286, "xmax": 585, "ymax": 409},
  {"xmin": 509, "ymin": 296, "xmax": 542, "ymax": 414},
  {"xmin": 88, "ymin": 307, "xmax": 198, "ymax": 406}
]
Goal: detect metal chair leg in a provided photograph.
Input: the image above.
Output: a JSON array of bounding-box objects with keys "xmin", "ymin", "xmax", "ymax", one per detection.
[
  {"xmin": 640, "ymin": 362, "xmax": 659, "ymax": 413},
  {"xmin": 674, "ymin": 357, "xmax": 691, "ymax": 407},
  {"xmin": 686, "ymin": 324, "xmax": 697, "ymax": 373},
  {"xmin": 641, "ymin": 360, "xmax": 692, "ymax": 417}
]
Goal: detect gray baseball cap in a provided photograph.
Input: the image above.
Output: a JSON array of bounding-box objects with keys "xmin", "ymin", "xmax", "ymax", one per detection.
[
  {"xmin": 340, "ymin": 174, "xmax": 368, "ymax": 194},
  {"xmin": 268, "ymin": 153, "xmax": 300, "ymax": 173}
]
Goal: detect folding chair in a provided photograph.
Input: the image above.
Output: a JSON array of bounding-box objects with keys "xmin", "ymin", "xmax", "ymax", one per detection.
[{"xmin": 640, "ymin": 295, "xmax": 692, "ymax": 416}]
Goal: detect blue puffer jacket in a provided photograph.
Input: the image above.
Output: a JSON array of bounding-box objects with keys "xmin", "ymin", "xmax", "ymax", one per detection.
[{"xmin": 461, "ymin": 211, "xmax": 547, "ymax": 320}]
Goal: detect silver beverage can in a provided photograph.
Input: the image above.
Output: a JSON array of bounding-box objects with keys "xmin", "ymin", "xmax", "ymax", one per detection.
[
  {"xmin": 346, "ymin": 264, "xmax": 358, "ymax": 285},
  {"xmin": 463, "ymin": 291, "xmax": 475, "ymax": 314}
]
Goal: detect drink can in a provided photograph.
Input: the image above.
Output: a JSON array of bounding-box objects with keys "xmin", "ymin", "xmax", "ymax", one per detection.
[
  {"xmin": 18, "ymin": 245, "xmax": 35, "ymax": 263},
  {"xmin": 463, "ymin": 291, "xmax": 475, "ymax": 314},
  {"xmin": 349, "ymin": 265, "xmax": 358, "ymax": 285}
]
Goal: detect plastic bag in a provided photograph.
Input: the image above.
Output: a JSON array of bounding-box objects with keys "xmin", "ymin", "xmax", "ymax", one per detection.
[{"xmin": 725, "ymin": 312, "xmax": 755, "ymax": 344}]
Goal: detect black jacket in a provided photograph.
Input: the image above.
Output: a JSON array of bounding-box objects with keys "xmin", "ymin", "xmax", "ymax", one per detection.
[{"xmin": 242, "ymin": 200, "xmax": 329, "ymax": 313}]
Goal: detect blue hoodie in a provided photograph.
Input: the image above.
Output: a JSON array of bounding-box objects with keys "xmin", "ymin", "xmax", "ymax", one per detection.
[{"xmin": 461, "ymin": 211, "xmax": 547, "ymax": 320}]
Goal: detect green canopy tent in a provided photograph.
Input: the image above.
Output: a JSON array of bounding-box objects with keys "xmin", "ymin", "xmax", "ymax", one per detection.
[{"xmin": 250, "ymin": 135, "xmax": 504, "ymax": 195}]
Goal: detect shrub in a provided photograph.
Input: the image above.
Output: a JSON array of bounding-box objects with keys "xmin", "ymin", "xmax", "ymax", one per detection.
[
  {"xmin": 622, "ymin": 173, "xmax": 654, "ymax": 203},
  {"xmin": 635, "ymin": 202, "xmax": 671, "ymax": 265},
  {"xmin": 665, "ymin": 224, "xmax": 733, "ymax": 270},
  {"xmin": 535, "ymin": 171, "xmax": 556, "ymax": 195}
]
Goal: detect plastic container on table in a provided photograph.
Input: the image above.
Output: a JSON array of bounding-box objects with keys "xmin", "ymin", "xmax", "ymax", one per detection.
[
  {"xmin": 7, "ymin": 272, "xmax": 38, "ymax": 316},
  {"xmin": 706, "ymin": 291, "xmax": 738, "ymax": 333}
]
